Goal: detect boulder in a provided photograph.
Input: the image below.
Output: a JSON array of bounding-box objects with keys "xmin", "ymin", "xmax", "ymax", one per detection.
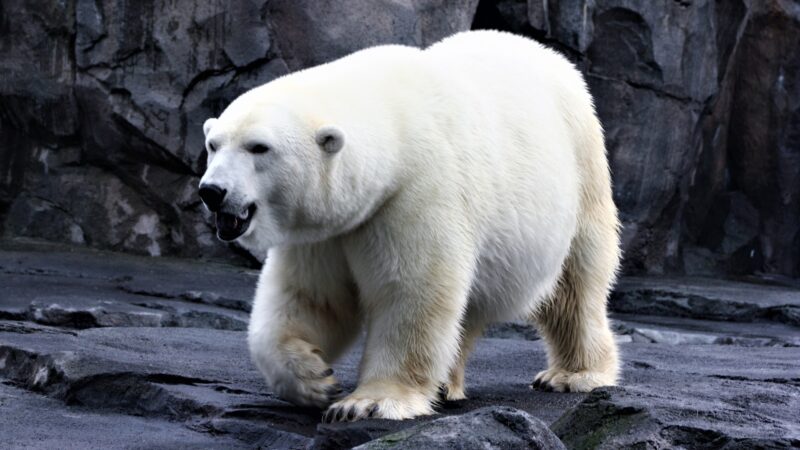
[{"xmin": 355, "ymin": 406, "xmax": 565, "ymax": 449}]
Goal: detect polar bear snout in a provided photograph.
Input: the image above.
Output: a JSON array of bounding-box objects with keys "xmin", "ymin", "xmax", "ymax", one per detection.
[
  {"xmin": 198, "ymin": 182, "xmax": 257, "ymax": 242},
  {"xmin": 198, "ymin": 184, "xmax": 226, "ymax": 212}
]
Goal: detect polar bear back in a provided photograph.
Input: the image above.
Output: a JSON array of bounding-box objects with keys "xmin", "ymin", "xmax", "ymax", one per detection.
[{"xmin": 422, "ymin": 31, "xmax": 591, "ymax": 317}]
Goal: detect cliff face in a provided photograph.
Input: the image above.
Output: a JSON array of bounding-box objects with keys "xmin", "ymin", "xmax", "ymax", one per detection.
[
  {"xmin": 475, "ymin": 0, "xmax": 800, "ymax": 277},
  {"xmin": 1, "ymin": 0, "xmax": 798, "ymax": 276}
]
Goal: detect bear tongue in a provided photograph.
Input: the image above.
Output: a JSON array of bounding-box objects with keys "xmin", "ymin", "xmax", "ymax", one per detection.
[{"xmin": 216, "ymin": 213, "xmax": 240, "ymax": 231}]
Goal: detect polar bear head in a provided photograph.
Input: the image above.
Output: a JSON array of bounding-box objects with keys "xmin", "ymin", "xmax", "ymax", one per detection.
[{"xmin": 199, "ymin": 89, "xmax": 360, "ymax": 253}]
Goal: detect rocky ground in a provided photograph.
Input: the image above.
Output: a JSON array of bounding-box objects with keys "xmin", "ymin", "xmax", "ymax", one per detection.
[{"xmin": 1, "ymin": 242, "xmax": 798, "ymax": 449}]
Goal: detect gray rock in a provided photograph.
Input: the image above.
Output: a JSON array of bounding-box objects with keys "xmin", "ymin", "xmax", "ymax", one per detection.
[
  {"xmin": 611, "ymin": 276, "xmax": 800, "ymax": 326},
  {"xmin": 312, "ymin": 420, "xmax": 414, "ymax": 449},
  {"xmin": 0, "ymin": 244, "xmax": 586, "ymax": 446},
  {"xmin": 355, "ymin": 406, "xmax": 566, "ymax": 449},
  {"xmin": 553, "ymin": 371, "xmax": 800, "ymax": 448},
  {"xmin": 0, "ymin": 383, "xmax": 249, "ymax": 449},
  {"xmin": 587, "ymin": 73, "xmax": 702, "ymax": 273},
  {"xmin": 613, "ymin": 313, "xmax": 800, "ymax": 347},
  {"xmin": 1, "ymin": 270, "xmax": 249, "ymax": 330},
  {"xmin": 719, "ymin": 1, "xmax": 800, "ymax": 277},
  {"xmin": 2, "ymin": 243, "xmax": 800, "ymax": 448},
  {"xmin": 0, "ymin": 0, "xmax": 480, "ymax": 267},
  {"xmin": 0, "ymin": 244, "xmax": 254, "ymax": 330},
  {"xmin": 553, "ymin": 341, "xmax": 800, "ymax": 448},
  {"xmin": 473, "ymin": 0, "xmax": 800, "ymax": 277},
  {"xmin": 484, "ymin": 321, "xmax": 539, "ymax": 341},
  {"xmin": 0, "ymin": 324, "xmax": 582, "ymax": 444},
  {"xmin": 2, "ymin": 1, "xmax": 799, "ymax": 277},
  {"xmin": 268, "ymin": 0, "xmax": 479, "ymax": 71}
]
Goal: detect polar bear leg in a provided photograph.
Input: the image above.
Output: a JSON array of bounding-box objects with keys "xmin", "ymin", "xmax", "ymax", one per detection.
[
  {"xmin": 323, "ymin": 270, "xmax": 470, "ymax": 421},
  {"xmin": 248, "ymin": 243, "xmax": 360, "ymax": 408},
  {"xmin": 324, "ymin": 208, "xmax": 474, "ymax": 422},
  {"xmin": 531, "ymin": 203, "xmax": 620, "ymax": 393},
  {"xmin": 440, "ymin": 319, "xmax": 484, "ymax": 401}
]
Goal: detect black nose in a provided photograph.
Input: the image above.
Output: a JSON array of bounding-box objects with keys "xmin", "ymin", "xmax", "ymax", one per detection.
[{"xmin": 199, "ymin": 184, "xmax": 226, "ymax": 212}]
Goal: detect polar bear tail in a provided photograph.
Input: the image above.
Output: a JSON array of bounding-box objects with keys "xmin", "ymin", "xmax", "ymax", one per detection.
[{"xmin": 532, "ymin": 78, "xmax": 622, "ymax": 388}]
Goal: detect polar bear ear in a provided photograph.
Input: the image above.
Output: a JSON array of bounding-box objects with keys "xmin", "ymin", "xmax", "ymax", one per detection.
[
  {"xmin": 315, "ymin": 125, "xmax": 345, "ymax": 154},
  {"xmin": 203, "ymin": 118, "xmax": 218, "ymax": 137}
]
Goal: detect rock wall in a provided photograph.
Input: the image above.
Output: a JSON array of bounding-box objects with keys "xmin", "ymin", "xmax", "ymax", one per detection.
[
  {"xmin": 475, "ymin": 0, "xmax": 800, "ymax": 277},
  {"xmin": 1, "ymin": 0, "xmax": 798, "ymax": 276}
]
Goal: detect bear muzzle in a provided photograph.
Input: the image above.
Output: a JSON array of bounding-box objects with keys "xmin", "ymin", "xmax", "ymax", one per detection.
[{"xmin": 215, "ymin": 203, "xmax": 257, "ymax": 241}]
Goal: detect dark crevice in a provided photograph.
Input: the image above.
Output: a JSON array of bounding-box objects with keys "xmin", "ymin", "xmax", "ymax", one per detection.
[
  {"xmin": 179, "ymin": 67, "xmax": 237, "ymax": 110},
  {"xmin": 117, "ymin": 285, "xmax": 180, "ymax": 300},
  {"xmin": 587, "ymin": 73, "xmax": 701, "ymax": 105},
  {"xmin": 144, "ymin": 373, "xmax": 218, "ymax": 385},
  {"xmin": 708, "ymin": 375, "xmax": 800, "ymax": 386},
  {"xmin": 64, "ymin": 372, "xmax": 223, "ymax": 420},
  {"xmin": 0, "ymin": 311, "xmax": 28, "ymax": 321}
]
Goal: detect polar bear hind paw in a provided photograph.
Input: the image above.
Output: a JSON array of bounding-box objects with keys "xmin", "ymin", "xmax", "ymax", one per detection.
[{"xmin": 531, "ymin": 368, "xmax": 617, "ymax": 393}]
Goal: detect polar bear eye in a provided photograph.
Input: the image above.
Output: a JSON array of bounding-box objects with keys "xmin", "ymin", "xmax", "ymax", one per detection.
[
  {"xmin": 207, "ymin": 142, "xmax": 217, "ymax": 153},
  {"xmin": 248, "ymin": 143, "xmax": 270, "ymax": 154}
]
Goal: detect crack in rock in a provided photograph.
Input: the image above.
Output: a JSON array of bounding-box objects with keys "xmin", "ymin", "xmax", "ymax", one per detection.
[
  {"xmin": 0, "ymin": 344, "xmax": 244, "ymax": 422},
  {"xmin": 65, "ymin": 373, "xmax": 223, "ymax": 420},
  {"xmin": 611, "ymin": 287, "xmax": 800, "ymax": 327}
]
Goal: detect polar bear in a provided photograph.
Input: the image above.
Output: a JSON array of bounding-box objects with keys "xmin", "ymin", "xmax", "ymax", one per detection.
[{"xmin": 198, "ymin": 30, "xmax": 620, "ymax": 422}]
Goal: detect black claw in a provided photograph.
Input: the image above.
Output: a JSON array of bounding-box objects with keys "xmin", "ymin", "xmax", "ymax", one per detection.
[
  {"xmin": 346, "ymin": 407, "xmax": 356, "ymax": 421},
  {"xmin": 321, "ymin": 368, "xmax": 334, "ymax": 377},
  {"xmin": 322, "ymin": 409, "xmax": 333, "ymax": 424},
  {"xmin": 532, "ymin": 378, "xmax": 541, "ymax": 388},
  {"xmin": 334, "ymin": 407, "xmax": 346, "ymax": 423},
  {"xmin": 437, "ymin": 385, "xmax": 448, "ymax": 399},
  {"xmin": 564, "ymin": 385, "xmax": 571, "ymax": 393},
  {"xmin": 543, "ymin": 383, "xmax": 553, "ymax": 392},
  {"xmin": 367, "ymin": 404, "xmax": 379, "ymax": 418}
]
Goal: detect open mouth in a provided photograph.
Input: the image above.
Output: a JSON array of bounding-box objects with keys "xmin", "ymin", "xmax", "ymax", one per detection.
[{"xmin": 215, "ymin": 204, "xmax": 256, "ymax": 241}]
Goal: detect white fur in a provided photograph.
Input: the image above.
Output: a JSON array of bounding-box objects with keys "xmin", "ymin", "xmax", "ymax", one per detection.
[{"xmin": 201, "ymin": 30, "xmax": 621, "ymax": 421}]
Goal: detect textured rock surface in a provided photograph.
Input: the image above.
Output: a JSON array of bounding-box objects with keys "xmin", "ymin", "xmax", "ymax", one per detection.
[
  {"xmin": 612, "ymin": 276, "xmax": 800, "ymax": 326},
  {"xmin": 1, "ymin": 245, "xmax": 798, "ymax": 448},
  {"xmin": 355, "ymin": 406, "xmax": 566, "ymax": 449},
  {"xmin": 0, "ymin": 383, "xmax": 249, "ymax": 449},
  {"xmin": 0, "ymin": 0, "xmax": 477, "ymax": 267},
  {"xmin": 474, "ymin": 0, "xmax": 800, "ymax": 276},
  {"xmin": 1, "ymin": 1, "xmax": 798, "ymax": 277},
  {"xmin": 552, "ymin": 344, "xmax": 800, "ymax": 448},
  {"xmin": 0, "ymin": 240, "xmax": 256, "ymax": 329}
]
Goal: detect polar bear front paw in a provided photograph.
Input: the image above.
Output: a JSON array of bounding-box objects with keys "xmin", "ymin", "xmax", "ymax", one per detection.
[
  {"xmin": 531, "ymin": 367, "xmax": 616, "ymax": 393},
  {"xmin": 273, "ymin": 370, "xmax": 342, "ymax": 409},
  {"xmin": 321, "ymin": 382, "xmax": 434, "ymax": 422},
  {"xmin": 260, "ymin": 337, "xmax": 343, "ymax": 408}
]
